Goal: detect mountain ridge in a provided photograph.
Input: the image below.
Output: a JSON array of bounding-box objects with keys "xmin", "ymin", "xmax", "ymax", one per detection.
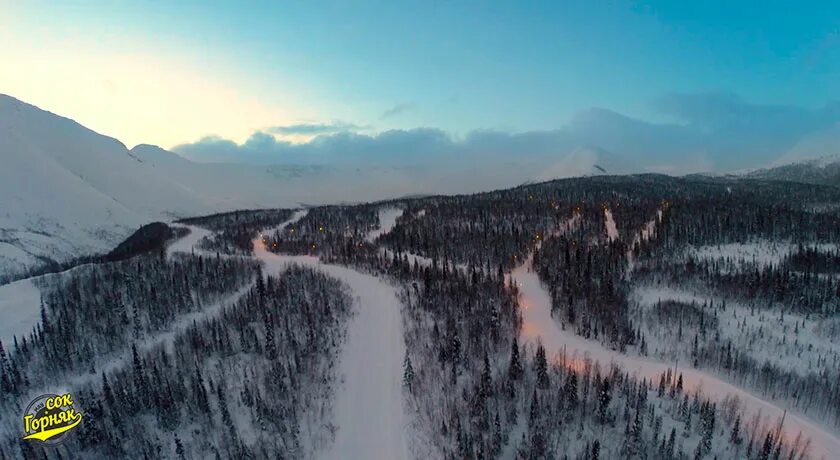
[{"xmin": 4, "ymin": 92, "xmax": 837, "ymax": 281}]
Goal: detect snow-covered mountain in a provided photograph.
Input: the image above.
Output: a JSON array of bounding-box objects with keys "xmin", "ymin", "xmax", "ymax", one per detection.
[
  {"xmin": 1, "ymin": 93, "xmax": 723, "ymax": 281},
  {"xmin": 0, "ymin": 94, "xmax": 419, "ymax": 280},
  {"xmin": 0, "ymin": 94, "xmax": 210, "ymax": 280},
  {"xmin": 0, "ymin": 95, "xmax": 535, "ymax": 280},
  {"xmin": 747, "ymin": 154, "xmax": 840, "ymax": 187}
]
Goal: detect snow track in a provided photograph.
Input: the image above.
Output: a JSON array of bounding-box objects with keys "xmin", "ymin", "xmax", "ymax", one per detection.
[
  {"xmin": 255, "ymin": 208, "xmax": 410, "ymax": 460},
  {"xmin": 512, "ymin": 258, "xmax": 840, "ymax": 460},
  {"xmin": 262, "ymin": 209, "xmax": 309, "ymax": 237},
  {"xmin": 167, "ymin": 224, "xmax": 213, "ymax": 256},
  {"xmin": 0, "ymin": 278, "xmax": 41, "ymax": 346},
  {"xmin": 366, "ymin": 207, "xmax": 403, "ymax": 242},
  {"xmin": 0, "ymin": 262, "xmax": 97, "ymax": 346},
  {"xmin": 604, "ymin": 208, "xmax": 618, "ymax": 242}
]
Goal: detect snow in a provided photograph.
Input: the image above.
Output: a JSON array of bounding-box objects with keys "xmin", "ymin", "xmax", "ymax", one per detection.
[
  {"xmin": 0, "ymin": 96, "xmax": 390, "ymax": 278},
  {"xmin": 604, "ymin": 208, "xmax": 618, "ymax": 242},
  {"xmin": 688, "ymin": 241, "xmax": 793, "ymax": 268},
  {"xmin": 0, "ymin": 94, "xmax": 630, "ymax": 281},
  {"xmin": 266, "ymin": 209, "xmax": 309, "ymax": 236},
  {"xmin": 166, "ymin": 225, "xmax": 213, "ymax": 257},
  {"xmin": 253, "ymin": 211, "xmax": 410, "ymax": 460},
  {"xmin": 164, "ymin": 208, "xmax": 411, "ymax": 458},
  {"xmin": 640, "ymin": 210, "xmax": 662, "ymax": 242},
  {"xmin": 366, "ymin": 207, "xmax": 403, "ymax": 242},
  {"xmin": 0, "ymin": 243, "xmax": 37, "ymax": 276},
  {"xmin": 0, "ymin": 94, "xmax": 215, "ymax": 279},
  {"xmin": 0, "ymin": 262, "xmax": 98, "ymax": 346},
  {"xmin": 627, "ymin": 209, "xmax": 663, "ymax": 269},
  {"xmin": 0, "ymin": 278, "xmax": 41, "ymax": 346},
  {"xmin": 511, "ymin": 257, "xmax": 840, "ymax": 460},
  {"xmin": 55, "ymin": 284, "xmax": 254, "ymax": 392},
  {"xmin": 632, "ymin": 285, "xmax": 840, "ymax": 378},
  {"xmin": 551, "ymin": 212, "xmax": 581, "ymax": 238}
]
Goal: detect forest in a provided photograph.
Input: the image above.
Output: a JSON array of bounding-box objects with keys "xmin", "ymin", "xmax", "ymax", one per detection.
[{"xmin": 2, "ymin": 174, "xmax": 839, "ymax": 459}]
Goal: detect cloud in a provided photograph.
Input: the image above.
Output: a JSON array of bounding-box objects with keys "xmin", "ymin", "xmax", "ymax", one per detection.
[
  {"xmin": 535, "ymin": 148, "xmax": 601, "ymax": 182},
  {"xmin": 655, "ymin": 92, "xmax": 840, "ymax": 168},
  {"xmin": 173, "ymin": 92, "xmax": 840, "ymax": 175},
  {"xmin": 174, "ymin": 128, "xmax": 454, "ymax": 166},
  {"xmin": 266, "ymin": 121, "xmax": 366, "ymax": 136},
  {"xmin": 380, "ymin": 102, "xmax": 416, "ymax": 119}
]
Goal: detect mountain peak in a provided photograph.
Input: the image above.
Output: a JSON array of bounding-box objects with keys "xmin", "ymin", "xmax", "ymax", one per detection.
[{"xmin": 130, "ymin": 144, "xmax": 193, "ymax": 166}]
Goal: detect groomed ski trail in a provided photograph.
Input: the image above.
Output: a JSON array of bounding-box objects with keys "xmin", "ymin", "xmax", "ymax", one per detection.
[
  {"xmin": 512, "ymin": 257, "xmax": 839, "ymax": 460},
  {"xmin": 254, "ymin": 208, "xmax": 410, "ymax": 460}
]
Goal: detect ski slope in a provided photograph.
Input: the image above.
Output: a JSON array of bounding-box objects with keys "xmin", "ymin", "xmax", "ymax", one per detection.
[
  {"xmin": 0, "ymin": 221, "xmax": 219, "ymax": 351},
  {"xmin": 254, "ymin": 208, "xmax": 410, "ymax": 460},
  {"xmin": 166, "ymin": 225, "xmax": 214, "ymax": 257},
  {"xmin": 0, "ymin": 261, "xmax": 98, "ymax": 346},
  {"xmin": 0, "ymin": 278, "xmax": 41, "ymax": 346},
  {"xmin": 604, "ymin": 208, "xmax": 619, "ymax": 242},
  {"xmin": 511, "ymin": 257, "xmax": 839, "ymax": 460},
  {"xmin": 366, "ymin": 207, "xmax": 403, "ymax": 242}
]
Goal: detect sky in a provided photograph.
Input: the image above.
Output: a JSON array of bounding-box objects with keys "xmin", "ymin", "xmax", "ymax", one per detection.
[{"xmin": 2, "ymin": 0, "xmax": 839, "ymax": 173}]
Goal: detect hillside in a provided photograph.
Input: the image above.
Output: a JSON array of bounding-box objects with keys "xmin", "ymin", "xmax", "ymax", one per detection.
[
  {"xmin": 3, "ymin": 176, "xmax": 840, "ymax": 459},
  {"xmin": 0, "ymin": 96, "xmax": 422, "ymax": 281},
  {"xmin": 748, "ymin": 156, "xmax": 840, "ymax": 187}
]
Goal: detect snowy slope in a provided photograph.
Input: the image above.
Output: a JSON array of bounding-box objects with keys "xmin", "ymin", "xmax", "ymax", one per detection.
[
  {"xmin": 511, "ymin": 259, "xmax": 840, "ymax": 460},
  {"xmin": 366, "ymin": 207, "xmax": 404, "ymax": 242},
  {"xmin": 166, "ymin": 225, "xmax": 214, "ymax": 257},
  {"xmin": 0, "ymin": 95, "xmax": 417, "ymax": 280},
  {"xmin": 0, "ymin": 278, "xmax": 41, "ymax": 346},
  {"xmin": 3, "ymin": 93, "xmax": 634, "ymax": 280},
  {"xmin": 0, "ymin": 262, "xmax": 96, "ymax": 346},
  {"xmin": 0, "ymin": 95, "xmax": 215, "ymax": 280},
  {"xmin": 0, "ymin": 95, "xmax": 213, "ymax": 218},
  {"xmin": 604, "ymin": 208, "xmax": 619, "ymax": 242},
  {"xmin": 0, "ymin": 95, "xmax": 466, "ymax": 280},
  {"xmin": 748, "ymin": 152, "xmax": 840, "ymax": 186}
]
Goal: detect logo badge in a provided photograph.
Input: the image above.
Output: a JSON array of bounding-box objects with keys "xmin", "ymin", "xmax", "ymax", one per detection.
[{"xmin": 22, "ymin": 393, "xmax": 83, "ymax": 444}]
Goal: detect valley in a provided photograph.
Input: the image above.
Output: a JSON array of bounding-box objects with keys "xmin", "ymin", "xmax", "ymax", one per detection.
[{"xmin": 3, "ymin": 174, "xmax": 840, "ymax": 459}]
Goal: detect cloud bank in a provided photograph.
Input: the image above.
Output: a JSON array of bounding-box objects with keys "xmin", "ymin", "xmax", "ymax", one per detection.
[
  {"xmin": 266, "ymin": 121, "xmax": 366, "ymax": 136},
  {"xmin": 173, "ymin": 93, "xmax": 840, "ymax": 175}
]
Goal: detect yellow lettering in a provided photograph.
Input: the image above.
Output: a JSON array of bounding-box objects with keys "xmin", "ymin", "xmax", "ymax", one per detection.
[{"xmin": 22, "ymin": 394, "xmax": 83, "ymax": 441}]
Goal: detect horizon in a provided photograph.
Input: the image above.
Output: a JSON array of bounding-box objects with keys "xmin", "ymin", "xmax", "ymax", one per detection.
[
  {"xmin": 3, "ymin": 1, "xmax": 840, "ymax": 174},
  {"xmin": 5, "ymin": 5, "xmax": 840, "ymax": 459}
]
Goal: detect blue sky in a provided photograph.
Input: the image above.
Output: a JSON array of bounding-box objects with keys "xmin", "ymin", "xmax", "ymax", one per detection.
[{"xmin": 3, "ymin": 0, "xmax": 839, "ymax": 172}]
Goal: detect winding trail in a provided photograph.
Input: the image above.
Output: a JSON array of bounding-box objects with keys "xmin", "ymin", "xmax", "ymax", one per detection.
[
  {"xmin": 254, "ymin": 208, "xmax": 410, "ymax": 460},
  {"xmin": 512, "ymin": 257, "xmax": 838, "ymax": 459},
  {"xmin": 4, "ymin": 210, "xmax": 410, "ymax": 459}
]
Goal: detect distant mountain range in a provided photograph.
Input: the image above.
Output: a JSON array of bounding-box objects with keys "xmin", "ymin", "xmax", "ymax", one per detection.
[{"xmin": 3, "ymin": 92, "xmax": 840, "ymax": 281}]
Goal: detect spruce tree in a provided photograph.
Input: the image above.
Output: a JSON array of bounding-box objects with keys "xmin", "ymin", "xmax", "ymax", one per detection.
[
  {"xmin": 597, "ymin": 378, "xmax": 611, "ymax": 424},
  {"xmin": 535, "ymin": 343, "xmax": 549, "ymax": 388},
  {"xmin": 403, "ymin": 351, "xmax": 415, "ymax": 393},
  {"xmin": 729, "ymin": 414, "xmax": 742, "ymax": 445},
  {"xmin": 508, "ymin": 337, "xmax": 523, "ymax": 381}
]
